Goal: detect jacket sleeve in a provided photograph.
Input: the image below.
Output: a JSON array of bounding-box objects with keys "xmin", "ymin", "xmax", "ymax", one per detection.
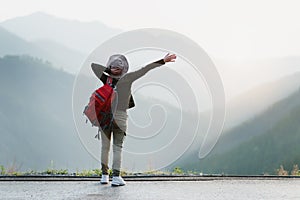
[
  {"xmin": 126, "ymin": 59, "xmax": 165, "ymax": 82},
  {"xmin": 91, "ymin": 63, "xmax": 108, "ymax": 80}
]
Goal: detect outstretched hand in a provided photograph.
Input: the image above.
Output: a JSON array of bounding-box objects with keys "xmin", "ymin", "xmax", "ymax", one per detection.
[{"xmin": 163, "ymin": 53, "xmax": 177, "ymax": 63}]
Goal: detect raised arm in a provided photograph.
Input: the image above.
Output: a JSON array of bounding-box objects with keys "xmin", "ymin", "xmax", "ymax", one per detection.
[
  {"xmin": 91, "ymin": 63, "xmax": 107, "ymax": 80},
  {"xmin": 127, "ymin": 53, "xmax": 176, "ymax": 81}
]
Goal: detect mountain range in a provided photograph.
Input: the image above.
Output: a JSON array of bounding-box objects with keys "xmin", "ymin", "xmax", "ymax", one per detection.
[
  {"xmin": 0, "ymin": 12, "xmax": 121, "ymax": 74},
  {"xmin": 0, "ymin": 12, "xmax": 300, "ymax": 173},
  {"xmin": 1, "ymin": 12, "xmax": 121, "ymax": 55},
  {"xmin": 175, "ymin": 87, "xmax": 300, "ymax": 175},
  {"xmin": 0, "ymin": 26, "xmax": 85, "ymax": 73},
  {"xmin": 0, "ymin": 55, "xmax": 96, "ymax": 171}
]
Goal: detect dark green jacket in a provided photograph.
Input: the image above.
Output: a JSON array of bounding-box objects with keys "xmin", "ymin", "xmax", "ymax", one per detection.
[{"xmin": 91, "ymin": 59, "xmax": 165, "ymax": 111}]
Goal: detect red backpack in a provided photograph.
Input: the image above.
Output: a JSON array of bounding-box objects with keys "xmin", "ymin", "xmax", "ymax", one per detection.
[{"xmin": 83, "ymin": 76, "xmax": 116, "ymax": 138}]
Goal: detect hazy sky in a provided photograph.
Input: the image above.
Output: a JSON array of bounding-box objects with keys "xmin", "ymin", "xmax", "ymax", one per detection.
[{"xmin": 1, "ymin": 0, "xmax": 300, "ymax": 60}]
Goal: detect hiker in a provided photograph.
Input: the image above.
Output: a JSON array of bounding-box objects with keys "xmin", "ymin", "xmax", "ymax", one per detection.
[{"xmin": 91, "ymin": 53, "xmax": 177, "ymax": 186}]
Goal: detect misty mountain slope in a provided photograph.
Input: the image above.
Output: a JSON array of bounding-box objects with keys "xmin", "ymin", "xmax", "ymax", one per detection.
[
  {"xmin": 199, "ymin": 102, "xmax": 300, "ymax": 175},
  {"xmin": 172, "ymin": 73, "xmax": 300, "ymax": 164},
  {"xmin": 0, "ymin": 26, "xmax": 45, "ymax": 56},
  {"xmin": 0, "ymin": 26, "xmax": 86, "ymax": 73},
  {"xmin": 179, "ymin": 88, "xmax": 300, "ymax": 175},
  {"xmin": 0, "ymin": 54, "xmax": 203, "ymax": 172},
  {"xmin": 217, "ymin": 86, "xmax": 300, "ymax": 153},
  {"xmin": 225, "ymin": 72, "xmax": 300, "ymax": 129},
  {"xmin": 32, "ymin": 39, "xmax": 86, "ymax": 73},
  {"xmin": 0, "ymin": 55, "xmax": 95, "ymax": 171},
  {"xmin": 1, "ymin": 12, "xmax": 121, "ymax": 54}
]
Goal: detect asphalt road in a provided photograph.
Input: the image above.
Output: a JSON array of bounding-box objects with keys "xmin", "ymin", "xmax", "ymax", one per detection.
[{"xmin": 1, "ymin": 178, "xmax": 300, "ymax": 200}]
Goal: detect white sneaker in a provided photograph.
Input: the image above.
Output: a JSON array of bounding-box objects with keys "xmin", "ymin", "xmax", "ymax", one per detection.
[
  {"xmin": 111, "ymin": 176, "xmax": 126, "ymax": 187},
  {"xmin": 100, "ymin": 175, "xmax": 109, "ymax": 184}
]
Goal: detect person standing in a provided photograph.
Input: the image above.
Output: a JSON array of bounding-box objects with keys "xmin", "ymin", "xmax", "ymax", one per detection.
[{"xmin": 91, "ymin": 53, "xmax": 176, "ymax": 186}]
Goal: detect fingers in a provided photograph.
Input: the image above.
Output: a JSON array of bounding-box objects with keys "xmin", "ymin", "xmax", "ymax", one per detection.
[
  {"xmin": 164, "ymin": 53, "xmax": 170, "ymax": 60},
  {"xmin": 165, "ymin": 54, "xmax": 176, "ymax": 59},
  {"xmin": 164, "ymin": 53, "xmax": 177, "ymax": 63},
  {"xmin": 168, "ymin": 54, "xmax": 176, "ymax": 61}
]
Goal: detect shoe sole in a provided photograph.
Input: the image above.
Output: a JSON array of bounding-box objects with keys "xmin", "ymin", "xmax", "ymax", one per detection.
[
  {"xmin": 100, "ymin": 182, "xmax": 109, "ymax": 184},
  {"xmin": 111, "ymin": 184, "xmax": 125, "ymax": 187}
]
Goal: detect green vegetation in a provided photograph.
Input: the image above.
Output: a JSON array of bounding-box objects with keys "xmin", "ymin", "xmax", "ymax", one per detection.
[
  {"xmin": 291, "ymin": 164, "xmax": 300, "ymax": 175},
  {"xmin": 0, "ymin": 165, "xmax": 101, "ymax": 176},
  {"xmin": 0, "ymin": 165, "xmax": 204, "ymax": 176},
  {"xmin": 172, "ymin": 167, "xmax": 184, "ymax": 175},
  {"xmin": 277, "ymin": 164, "xmax": 300, "ymax": 176},
  {"xmin": 200, "ymin": 103, "xmax": 300, "ymax": 175},
  {"xmin": 0, "ymin": 161, "xmax": 299, "ymax": 177},
  {"xmin": 0, "ymin": 55, "xmax": 95, "ymax": 171},
  {"xmin": 180, "ymin": 89, "xmax": 300, "ymax": 175},
  {"xmin": 75, "ymin": 169, "xmax": 102, "ymax": 176},
  {"xmin": 1, "ymin": 55, "xmax": 300, "ymax": 176},
  {"xmin": 1, "ymin": 165, "xmax": 6, "ymax": 175}
]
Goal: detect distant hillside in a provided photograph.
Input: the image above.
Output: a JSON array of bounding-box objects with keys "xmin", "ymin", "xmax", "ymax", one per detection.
[
  {"xmin": 1, "ymin": 12, "xmax": 121, "ymax": 54},
  {"xmin": 178, "ymin": 88, "xmax": 300, "ymax": 175},
  {"xmin": 0, "ymin": 55, "xmax": 204, "ymax": 172},
  {"xmin": 171, "ymin": 72, "xmax": 300, "ymax": 165},
  {"xmin": 0, "ymin": 26, "xmax": 85, "ymax": 73},
  {"xmin": 32, "ymin": 39, "xmax": 86, "ymax": 73},
  {"xmin": 225, "ymin": 72, "xmax": 300, "ymax": 129},
  {"xmin": 0, "ymin": 26, "xmax": 45, "ymax": 57},
  {"xmin": 0, "ymin": 55, "xmax": 95, "ymax": 171}
]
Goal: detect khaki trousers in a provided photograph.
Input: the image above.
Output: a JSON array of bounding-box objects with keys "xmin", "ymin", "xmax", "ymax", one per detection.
[{"xmin": 101, "ymin": 111, "xmax": 127, "ymax": 176}]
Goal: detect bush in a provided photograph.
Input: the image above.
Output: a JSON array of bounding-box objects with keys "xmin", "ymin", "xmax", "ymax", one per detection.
[
  {"xmin": 291, "ymin": 164, "xmax": 300, "ymax": 176},
  {"xmin": 172, "ymin": 167, "xmax": 184, "ymax": 175},
  {"xmin": 0, "ymin": 165, "xmax": 6, "ymax": 175},
  {"xmin": 276, "ymin": 165, "xmax": 288, "ymax": 175}
]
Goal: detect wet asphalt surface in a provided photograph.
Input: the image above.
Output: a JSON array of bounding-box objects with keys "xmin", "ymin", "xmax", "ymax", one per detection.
[{"xmin": 1, "ymin": 178, "xmax": 300, "ymax": 200}]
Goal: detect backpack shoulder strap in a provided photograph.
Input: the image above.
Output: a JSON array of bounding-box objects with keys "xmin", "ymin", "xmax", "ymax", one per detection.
[
  {"xmin": 106, "ymin": 76, "xmax": 113, "ymax": 85},
  {"xmin": 106, "ymin": 76, "xmax": 117, "ymax": 88},
  {"xmin": 101, "ymin": 73, "xmax": 116, "ymax": 88}
]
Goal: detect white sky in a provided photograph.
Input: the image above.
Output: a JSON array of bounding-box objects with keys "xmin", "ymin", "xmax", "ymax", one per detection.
[{"xmin": 1, "ymin": 0, "xmax": 300, "ymax": 60}]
